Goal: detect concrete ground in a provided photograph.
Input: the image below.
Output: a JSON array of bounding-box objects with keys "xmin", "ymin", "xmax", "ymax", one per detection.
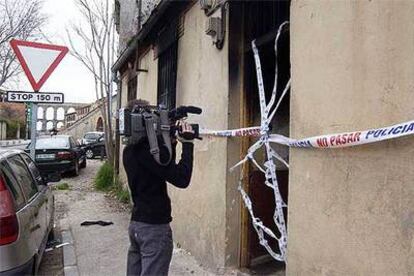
[{"xmin": 52, "ymin": 159, "xmax": 217, "ymax": 276}]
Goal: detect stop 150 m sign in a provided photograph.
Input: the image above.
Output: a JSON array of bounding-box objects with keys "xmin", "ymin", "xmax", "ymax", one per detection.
[{"xmin": 6, "ymin": 91, "xmax": 64, "ymax": 104}]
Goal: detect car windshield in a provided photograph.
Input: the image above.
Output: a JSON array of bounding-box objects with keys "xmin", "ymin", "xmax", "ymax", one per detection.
[
  {"xmin": 36, "ymin": 137, "xmax": 70, "ymax": 149},
  {"xmin": 84, "ymin": 133, "xmax": 101, "ymax": 139}
]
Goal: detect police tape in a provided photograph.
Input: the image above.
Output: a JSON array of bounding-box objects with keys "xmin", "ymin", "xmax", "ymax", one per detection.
[
  {"xmin": 200, "ymin": 126, "xmax": 261, "ymax": 137},
  {"xmin": 271, "ymin": 119, "xmax": 414, "ymax": 148},
  {"xmin": 201, "ymin": 119, "xmax": 414, "ymax": 148}
]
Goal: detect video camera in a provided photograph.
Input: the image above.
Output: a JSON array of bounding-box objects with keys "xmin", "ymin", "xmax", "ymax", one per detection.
[{"xmin": 119, "ymin": 105, "xmax": 202, "ymax": 166}]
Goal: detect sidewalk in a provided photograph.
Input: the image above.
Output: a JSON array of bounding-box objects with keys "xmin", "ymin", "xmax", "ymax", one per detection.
[{"xmin": 54, "ymin": 160, "xmax": 216, "ymax": 276}]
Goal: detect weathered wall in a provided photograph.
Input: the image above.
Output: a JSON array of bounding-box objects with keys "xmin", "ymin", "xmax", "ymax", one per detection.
[
  {"xmin": 137, "ymin": 48, "xmax": 158, "ymax": 104},
  {"xmin": 288, "ymin": 1, "xmax": 414, "ymax": 275},
  {"xmin": 117, "ymin": 0, "xmax": 139, "ymax": 52},
  {"xmin": 169, "ymin": 5, "xmax": 229, "ymax": 271}
]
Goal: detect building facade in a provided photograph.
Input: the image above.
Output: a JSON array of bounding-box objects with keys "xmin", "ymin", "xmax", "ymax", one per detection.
[{"xmin": 113, "ymin": 1, "xmax": 414, "ymax": 275}]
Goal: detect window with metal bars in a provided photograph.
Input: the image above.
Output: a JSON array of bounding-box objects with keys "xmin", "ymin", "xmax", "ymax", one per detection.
[
  {"xmin": 157, "ymin": 39, "xmax": 178, "ymax": 109},
  {"xmin": 127, "ymin": 76, "xmax": 137, "ymax": 102}
]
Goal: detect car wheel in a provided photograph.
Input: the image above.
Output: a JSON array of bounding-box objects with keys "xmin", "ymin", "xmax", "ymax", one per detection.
[
  {"xmin": 86, "ymin": 149, "xmax": 94, "ymax": 159},
  {"xmin": 80, "ymin": 158, "xmax": 87, "ymax": 169},
  {"xmin": 71, "ymin": 161, "xmax": 79, "ymax": 176}
]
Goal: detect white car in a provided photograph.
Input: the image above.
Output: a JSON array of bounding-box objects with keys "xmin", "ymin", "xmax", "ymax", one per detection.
[{"xmin": 0, "ymin": 149, "xmax": 60, "ymax": 275}]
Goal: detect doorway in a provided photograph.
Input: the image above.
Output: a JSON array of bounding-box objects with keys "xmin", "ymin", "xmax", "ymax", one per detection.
[{"xmin": 240, "ymin": 0, "xmax": 290, "ymax": 273}]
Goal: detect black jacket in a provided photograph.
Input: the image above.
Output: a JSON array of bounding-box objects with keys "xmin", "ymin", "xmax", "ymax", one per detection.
[{"xmin": 123, "ymin": 140, "xmax": 194, "ymax": 224}]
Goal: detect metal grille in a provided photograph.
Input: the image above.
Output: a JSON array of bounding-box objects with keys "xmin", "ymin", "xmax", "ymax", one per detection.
[
  {"xmin": 127, "ymin": 76, "xmax": 137, "ymax": 102},
  {"xmin": 157, "ymin": 40, "xmax": 178, "ymax": 109},
  {"xmin": 244, "ymin": 0, "xmax": 290, "ymax": 43}
]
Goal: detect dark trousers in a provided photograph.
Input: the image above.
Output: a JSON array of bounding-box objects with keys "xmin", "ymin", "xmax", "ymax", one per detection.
[{"xmin": 127, "ymin": 221, "xmax": 173, "ymax": 276}]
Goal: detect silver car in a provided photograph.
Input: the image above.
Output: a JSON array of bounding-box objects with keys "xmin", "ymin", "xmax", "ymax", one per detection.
[{"xmin": 0, "ymin": 149, "xmax": 59, "ymax": 275}]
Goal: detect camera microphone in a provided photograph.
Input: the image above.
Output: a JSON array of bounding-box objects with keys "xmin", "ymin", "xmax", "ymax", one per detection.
[{"xmin": 185, "ymin": 106, "xmax": 202, "ymax": 114}]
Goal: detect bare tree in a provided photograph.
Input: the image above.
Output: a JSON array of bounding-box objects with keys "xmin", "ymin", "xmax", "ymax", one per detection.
[
  {"xmin": 67, "ymin": 0, "xmax": 117, "ymax": 165},
  {"xmin": 0, "ymin": 0, "xmax": 46, "ymax": 88}
]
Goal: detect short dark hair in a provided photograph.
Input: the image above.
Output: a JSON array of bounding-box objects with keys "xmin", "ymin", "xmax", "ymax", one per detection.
[{"xmin": 127, "ymin": 99, "xmax": 149, "ymax": 110}]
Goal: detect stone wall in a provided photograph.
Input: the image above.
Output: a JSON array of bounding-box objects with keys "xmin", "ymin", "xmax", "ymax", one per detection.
[{"xmin": 288, "ymin": 1, "xmax": 414, "ymax": 275}]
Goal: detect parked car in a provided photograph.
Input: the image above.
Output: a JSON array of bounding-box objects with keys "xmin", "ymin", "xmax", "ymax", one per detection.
[
  {"xmin": 0, "ymin": 149, "xmax": 60, "ymax": 275},
  {"xmin": 83, "ymin": 134, "xmax": 106, "ymax": 159},
  {"xmin": 82, "ymin": 131, "xmax": 104, "ymax": 145},
  {"xmin": 26, "ymin": 135, "xmax": 87, "ymax": 176}
]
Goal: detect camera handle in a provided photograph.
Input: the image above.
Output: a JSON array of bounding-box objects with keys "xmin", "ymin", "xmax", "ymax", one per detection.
[{"xmin": 144, "ymin": 110, "xmax": 172, "ymax": 166}]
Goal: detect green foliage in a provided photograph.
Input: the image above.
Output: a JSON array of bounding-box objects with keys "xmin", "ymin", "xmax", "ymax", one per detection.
[
  {"xmin": 6, "ymin": 120, "xmax": 21, "ymax": 139},
  {"xmin": 55, "ymin": 183, "xmax": 70, "ymax": 190},
  {"xmin": 94, "ymin": 162, "xmax": 114, "ymax": 191},
  {"xmin": 95, "ymin": 163, "xmax": 131, "ymax": 204},
  {"xmin": 111, "ymin": 175, "xmax": 131, "ymax": 204},
  {"xmin": 115, "ymin": 186, "xmax": 131, "ymax": 204}
]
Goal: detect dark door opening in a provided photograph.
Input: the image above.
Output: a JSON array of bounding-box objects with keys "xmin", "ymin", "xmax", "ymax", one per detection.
[{"xmin": 241, "ymin": 0, "xmax": 290, "ymax": 273}]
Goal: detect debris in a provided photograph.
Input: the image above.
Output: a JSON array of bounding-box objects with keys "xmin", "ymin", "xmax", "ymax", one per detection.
[
  {"xmin": 80, "ymin": 220, "xmax": 114, "ymax": 226},
  {"xmin": 45, "ymin": 242, "xmax": 71, "ymax": 252}
]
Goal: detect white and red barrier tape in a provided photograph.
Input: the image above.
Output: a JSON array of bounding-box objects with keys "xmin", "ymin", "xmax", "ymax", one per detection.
[
  {"xmin": 201, "ymin": 119, "xmax": 414, "ymax": 148},
  {"xmin": 271, "ymin": 119, "xmax": 414, "ymax": 148}
]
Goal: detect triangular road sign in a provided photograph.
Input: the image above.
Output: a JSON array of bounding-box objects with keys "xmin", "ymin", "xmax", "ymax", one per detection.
[{"xmin": 10, "ymin": 39, "xmax": 69, "ymax": 91}]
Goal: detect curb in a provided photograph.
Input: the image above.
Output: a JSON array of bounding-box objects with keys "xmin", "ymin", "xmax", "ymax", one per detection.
[
  {"xmin": 61, "ymin": 229, "xmax": 79, "ymax": 276},
  {"xmin": 0, "ymin": 139, "xmax": 30, "ymax": 147}
]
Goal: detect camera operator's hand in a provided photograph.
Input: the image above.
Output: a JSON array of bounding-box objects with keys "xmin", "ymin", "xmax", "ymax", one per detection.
[{"xmin": 177, "ymin": 120, "xmax": 195, "ymax": 143}]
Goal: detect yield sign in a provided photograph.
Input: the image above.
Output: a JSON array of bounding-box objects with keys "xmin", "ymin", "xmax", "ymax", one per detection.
[{"xmin": 10, "ymin": 39, "xmax": 69, "ymax": 91}]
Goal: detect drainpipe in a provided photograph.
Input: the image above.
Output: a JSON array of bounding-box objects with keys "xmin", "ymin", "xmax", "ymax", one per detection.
[{"xmin": 114, "ymin": 73, "xmax": 122, "ymax": 175}]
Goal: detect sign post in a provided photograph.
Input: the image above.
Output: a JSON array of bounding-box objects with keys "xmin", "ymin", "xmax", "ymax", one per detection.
[
  {"xmin": 10, "ymin": 39, "xmax": 68, "ymax": 159},
  {"xmin": 30, "ymin": 103, "xmax": 37, "ymax": 158}
]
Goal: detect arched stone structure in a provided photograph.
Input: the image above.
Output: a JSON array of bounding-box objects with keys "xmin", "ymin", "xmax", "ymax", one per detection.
[
  {"xmin": 46, "ymin": 107, "xmax": 54, "ymax": 120},
  {"xmin": 60, "ymin": 95, "xmax": 117, "ymax": 140},
  {"xmin": 36, "ymin": 121, "xmax": 43, "ymax": 131},
  {"xmin": 36, "ymin": 102, "xmax": 89, "ymax": 134},
  {"xmin": 56, "ymin": 107, "xmax": 65, "ymax": 120},
  {"xmin": 37, "ymin": 107, "xmax": 44, "ymax": 119},
  {"xmin": 96, "ymin": 117, "xmax": 104, "ymax": 131},
  {"xmin": 46, "ymin": 121, "xmax": 53, "ymax": 130},
  {"xmin": 67, "ymin": 107, "xmax": 76, "ymax": 114}
]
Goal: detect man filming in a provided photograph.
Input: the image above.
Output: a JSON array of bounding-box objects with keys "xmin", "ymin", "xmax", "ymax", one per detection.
[{"xmin": 123, "ymin": 99, "xmax": 195, "ymax": 276}]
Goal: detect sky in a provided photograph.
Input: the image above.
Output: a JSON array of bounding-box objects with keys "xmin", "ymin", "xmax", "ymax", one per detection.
[{"xmin": 15, "ymin": 0, "xmax": 97, "ymax": 104}]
